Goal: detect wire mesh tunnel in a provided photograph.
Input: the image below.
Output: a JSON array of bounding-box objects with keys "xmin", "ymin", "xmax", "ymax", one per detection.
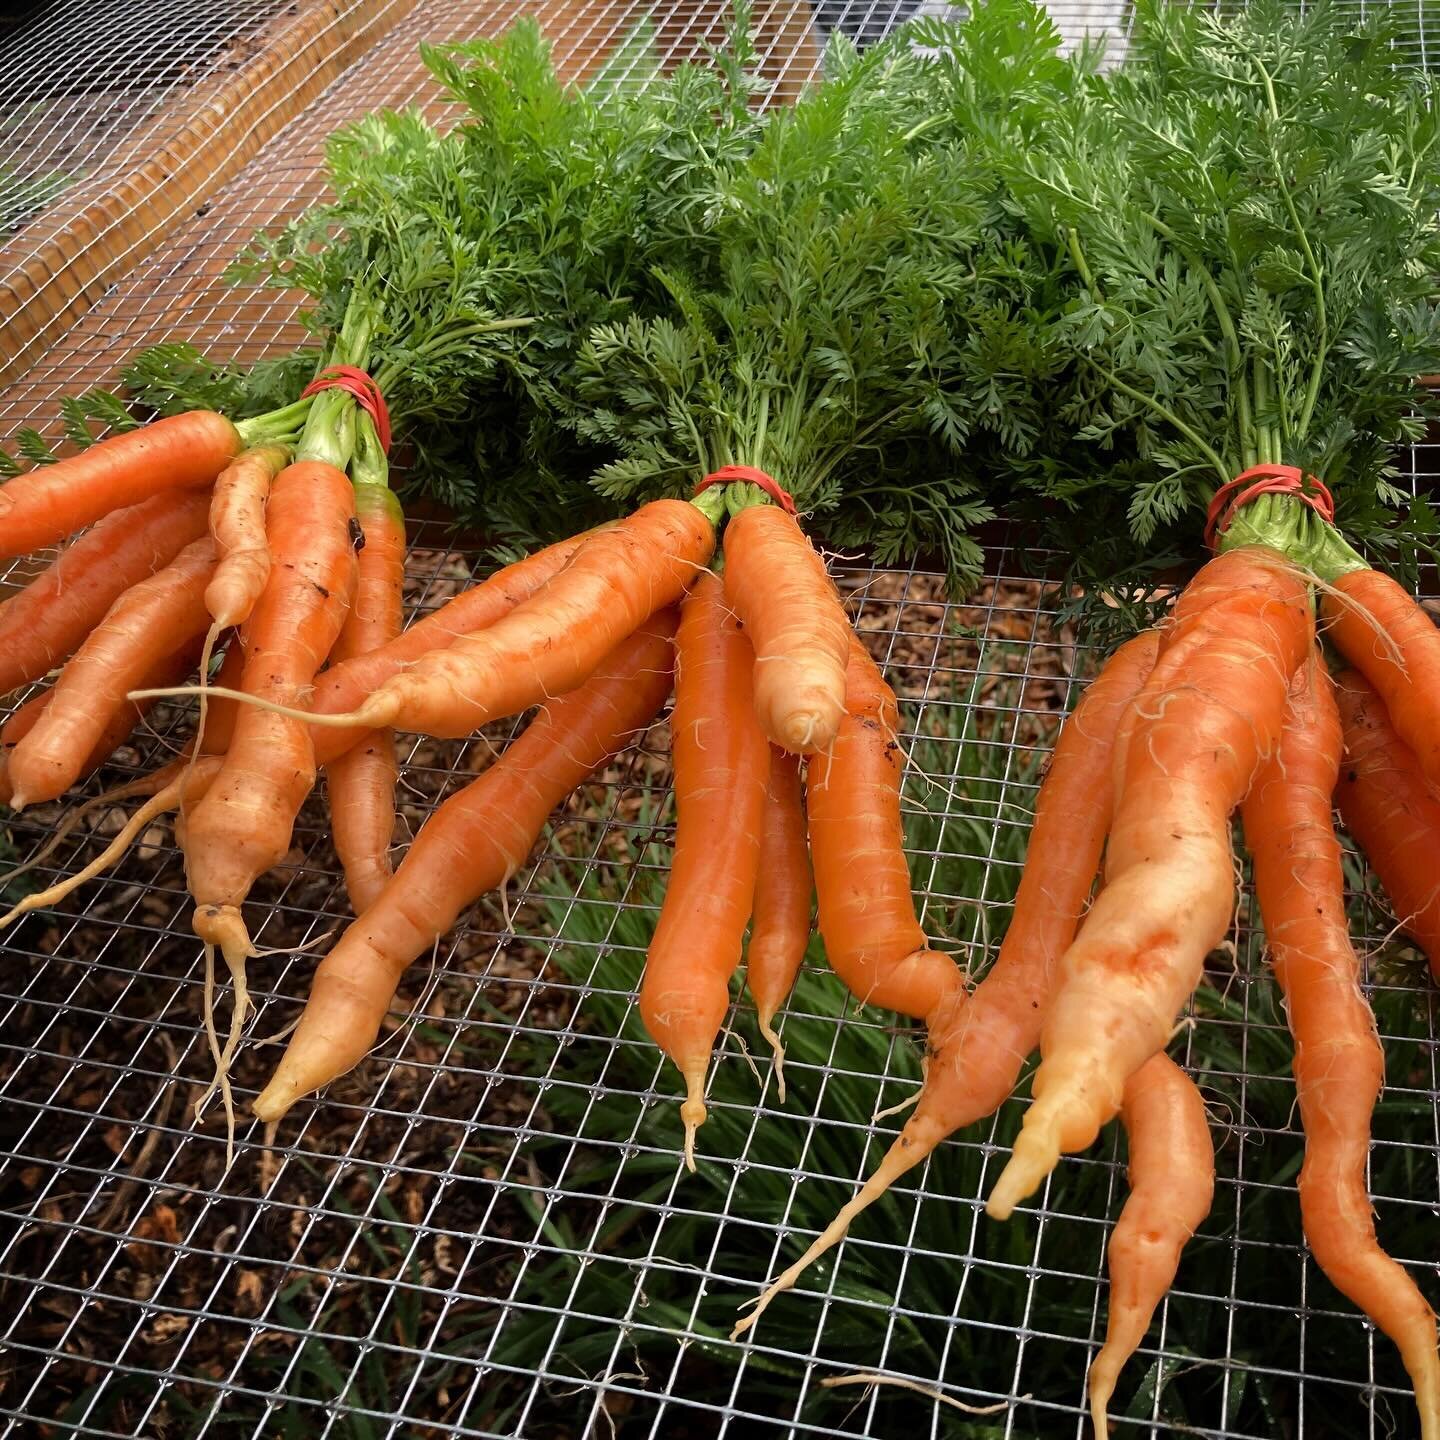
[{"xmin": 1, "ymin": 3, "xmax": 1438, "ymax": 1438}]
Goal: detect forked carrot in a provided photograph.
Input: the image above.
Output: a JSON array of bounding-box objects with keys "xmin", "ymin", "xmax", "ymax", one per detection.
[
  {"xmin": 181, "ymin": 460, "xmax": 356, "ymax": 1131},
  {"xmin": 641, "ymin": 573, "xmax": 769, "ymax": 1170},
  {"xmin": 146, "ymin": 501, "xmax": 714, "ymax": 740},
  {"xmin": 724, "ymin": 502, "xmax": 850, "ymax": 755},
  {"xmin": 1088, "ymin": 1052, "xmax": 1214, "ymax": 1439},
  {"xmin": 0, "ymin": 412, "xmax": 241, "ymax": 557},
  {"xmin": 1334, "ymin": 669, "xmax": 1440, "ymax": 979},
  {"xmin": 7, "ymin": 538, "xmax": 218, "ymax": 807},
  {"xmin": 746, "ymin": 746, "xmax": 812, "ymax": 1100},
  {"xmin": 805, "ymin": 635, "xmax": 965, "ymax": 1027},
  {"xmin": 253, "ymin": 612, "xmax": 679, "ymax": 1122},
  {"xmin": 306, "ymin": 529, "xmax": 595, "ymax": 764},
  {"xmin": 1244, "ymin": 657, "xmax": 1440, "ymax": 1438},
  {"xmin": 1323, "ymin": 569, "xmax": 1440, "ymax": 789},
  {"xmin": 0, "ymin": 489, "xmax": 211, "ymax": 697},
  {"xmin": 733, "ymin": 630, "xmax": 1157, "ymax": 1341},
  {"xmin": 326, "ymin": 483, "xmax": 406, "ymax": 912},
  {"xmin": 986, "ymin": 546, "xmax": 1312, "ymax": 1220}
]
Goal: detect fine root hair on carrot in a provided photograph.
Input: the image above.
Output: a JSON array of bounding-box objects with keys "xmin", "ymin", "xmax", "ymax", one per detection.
[
  {"xmin": 817, "ymin": 1373, "xmax": 1024, "ymax": 1416},
  {"xmin": 721, "ymin": 1022, "xmax": 764, "ymax": 1088},
  {"xmin": 871, "ymin": 1088, "xmax": 921, "ymax": 1124},
  {"xmin": 1312, "ymin": 570, "xmax": 1407, "ymax": 669}
]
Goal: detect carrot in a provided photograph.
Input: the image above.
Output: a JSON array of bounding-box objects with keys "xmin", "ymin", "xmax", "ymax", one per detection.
[
  {"xmin": 1334, "ymin": 669, "xmax": 1440, "ymax": 978},
  {"xmin": 732, "ymin": 630, "xmax": 1157, "ymax": 1342},
  {"xmin": 153, "ymin": 501, "xmax": 714, "ymax": 740},
  {"xmin": 326, "ymin": 484, "xmax": 406, "ymax": 912},
  {"xmin": 724, "ymin": 503, "xmax": 850, "ymax": 754},
  {"xmin": 1322, "ymin": 569, "xmax": 1440, "ymax": 789},
  {"xmin": 986, "ymin": 546, "xmax": 1313, "ymax": 1220},
  {"xmin": 1244, "ymin": 657, "xmax": 1440, "ymax": 1438},
  {"xmin": 204, "ymin": 446, "xmax": 291, "ymax": 628},
  {"xmin": 641, "ymin": 573, "xmax": 769, "ymax": 1170},
  {"xmin": 307, "ymin": 529, "xmax": 595, "ymax": 764},
  {"xmin": 0, "ymin": 489, "xmax": 211, "ymax": 697},
  {"xmin": 181, "ymin": 460, "xmax": 356, "ymax": 1131},
  {"xmin": 2, "ymin": 631, "xmax": 206, "ymax": 804},
  {"xmin": 746, "ymin": 746, "xmax": 812, "ymax": 1099},
  {"xmin": 0, "ymin": 412, "xmax": 241, "ymax": 558},
  {"xmin": 1088, "ymin": 1052, "xmax": 1214, "ymax": 1440},
  {"xmin": 805, "ymin": 635, "xmax": 965, "ymax": 1026},
  {"xmin": 253, "ymin": 612, "xmax": 679, "ymax": 1123},
  {"xmin": 6, "ymin": 538, "xmax": 218, "ymax": 807}
]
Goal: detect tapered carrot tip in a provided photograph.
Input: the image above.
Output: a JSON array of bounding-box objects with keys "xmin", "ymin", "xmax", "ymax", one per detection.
[
  {"xmin": 252, "ymin": 1071, "xmax": 302, "ymax": 1124},
  {"xmin": 986, "ymin": 1124, "xmax": 1060, "ymax": 1221},
  {"xmin": 1087, "ymin": 1358, "xmax": 1119, "ymax": 1440},
  {"xmin": 1405, "ymin": 1339, "xmax": 1440, "ymax": 1440},
  {"xmin": 680, "ymin": 1069, "xmax": 708, "ymax": 1173},
  {"xmin": 756, "ymin": 1009, "xmax": 787, "ymax": 1104}
]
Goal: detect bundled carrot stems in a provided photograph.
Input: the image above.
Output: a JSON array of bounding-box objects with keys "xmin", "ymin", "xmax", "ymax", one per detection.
[{"xmin": 3, "ymin": 0, "xmax": 1440, "ymax": 1429}]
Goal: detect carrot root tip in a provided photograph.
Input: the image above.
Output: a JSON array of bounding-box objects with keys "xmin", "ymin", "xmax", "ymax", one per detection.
[
  {"xmin": 1087, "ymin": 1366, "xmax": 1116, "ymax": 1440},
  {"xmin": 756, "ymin": 1012, "xmax": 787, "ymax": 1104},
  {"xmin": 986, "ymin": 1126, "xmax": 1058, "ymax": 1221},
  {"xmin": 680, "ymin": 1071, "xmax": 708, "ymax": 1173}
]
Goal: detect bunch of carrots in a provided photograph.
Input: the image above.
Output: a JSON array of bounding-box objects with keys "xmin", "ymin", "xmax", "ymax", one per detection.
[{"xmin": 5, "ymin": 1, "xmax": 1440, "ymax": 1432}]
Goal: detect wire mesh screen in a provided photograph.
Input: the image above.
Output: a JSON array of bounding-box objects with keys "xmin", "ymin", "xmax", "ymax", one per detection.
[
  {"xmin": 1, "ymin": 1, "xmax": 1439, "ymax": 1438},
  {"xmin": 0, "ymin": 0, "xmax": 289, "ymax": 238}
]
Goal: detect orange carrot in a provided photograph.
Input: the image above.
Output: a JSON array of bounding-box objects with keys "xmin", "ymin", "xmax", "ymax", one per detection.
[
  {"xmin": 204, "ymin": 445, "xmax": 290, "ymax": 628},
  {"xmin": 732, "ymin": 630, "xmax": 1157, "ymax": 1341},
  {"xmin": 307, "ymin": 529, "xmax": 595, "ymax": 764},
  {"xmin": 161, "ymin": 501, "xmax": 713, "ymax": 741},
  {"xmin": 1335, "ymin": 669, "xmax": 1440, "ymax": 979},
  {"xmin": 253, "ymin": 612, "xmax": 679, "ymax": 1122},
  {"xmin": 805, "ymin": 635, "xmax": 965, "ymax": 1026},
  {"xmin": 184, "ymin": 462, "xmax": 356, "ymax": 937},
  {"xmin": 1323, "ymin": 569, "xmax": 1440, "ymax": 789},
  {"xmin": 1088, "ymin": 1053, "xmax": 1214, "ymax": 1439},
  {"xmin": 986, "ymin": 546, "xmax": 1312, "ymax": 1220},
  {"xmin": 0, "ymin": 489, "xmax": 211, "ymax": 697},
  {"xmin": 1244, "ymin": 657, "xmax": 1440, "ymax": 1437},
  {"xmin": 746, "ymin": 746, "xmax": 812, "ymax": 1098},
  {"xmin": 6, "ymin": 538, "xmax": 218, "ymax": 807},
  {"xmin": 181, "ymin": 460, "xmax": 356, "ymax": 1119},
  {"xmin": 641, "ymin": 573, "xmax": 769, "ymax": 1169},
  {"xmin": 723, "ymin": 504, "xmax": 850, "ymax": 754},
  {"xmin": 0, "ymin": 412, "xmax": 240, "ymax": 557},
  {"xmin": 326, "ymin": 484, "xmax": 405, "ymax": 912}
]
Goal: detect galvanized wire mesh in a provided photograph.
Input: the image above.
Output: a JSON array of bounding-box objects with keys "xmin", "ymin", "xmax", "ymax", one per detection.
[
  {"xmin": 1, "ymin": 1, "xmax": 1439, "ymax": 1437},
  {"xmin": 4, "ymin": 517, "xmax": 1439, "ymax": 1438},
  {"xmin": 0, "ymin": 0, "xmax": 289, "ymax": 238}
]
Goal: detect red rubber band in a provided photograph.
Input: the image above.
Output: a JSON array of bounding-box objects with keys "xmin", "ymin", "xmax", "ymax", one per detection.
[
  {"xmin": 300, "ymin": 365, "xmax": 393, "ymax": 455},
  {"xmin": 694, "ymin": 465, "xmax": 797, "ymax": 516},
  {"xmin": 1203, "ymin": 464, "xmax": 1335, "ymax": 551}
]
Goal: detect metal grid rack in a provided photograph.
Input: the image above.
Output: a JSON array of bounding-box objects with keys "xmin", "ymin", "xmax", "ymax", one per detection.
[
  {"xmin": 4, "ymin": 524, "xmax": 1440, "ymax": 1438},
  {"xmin": 1, "ymin": 1, "xmax": 1439, "ymax": 1437}
]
